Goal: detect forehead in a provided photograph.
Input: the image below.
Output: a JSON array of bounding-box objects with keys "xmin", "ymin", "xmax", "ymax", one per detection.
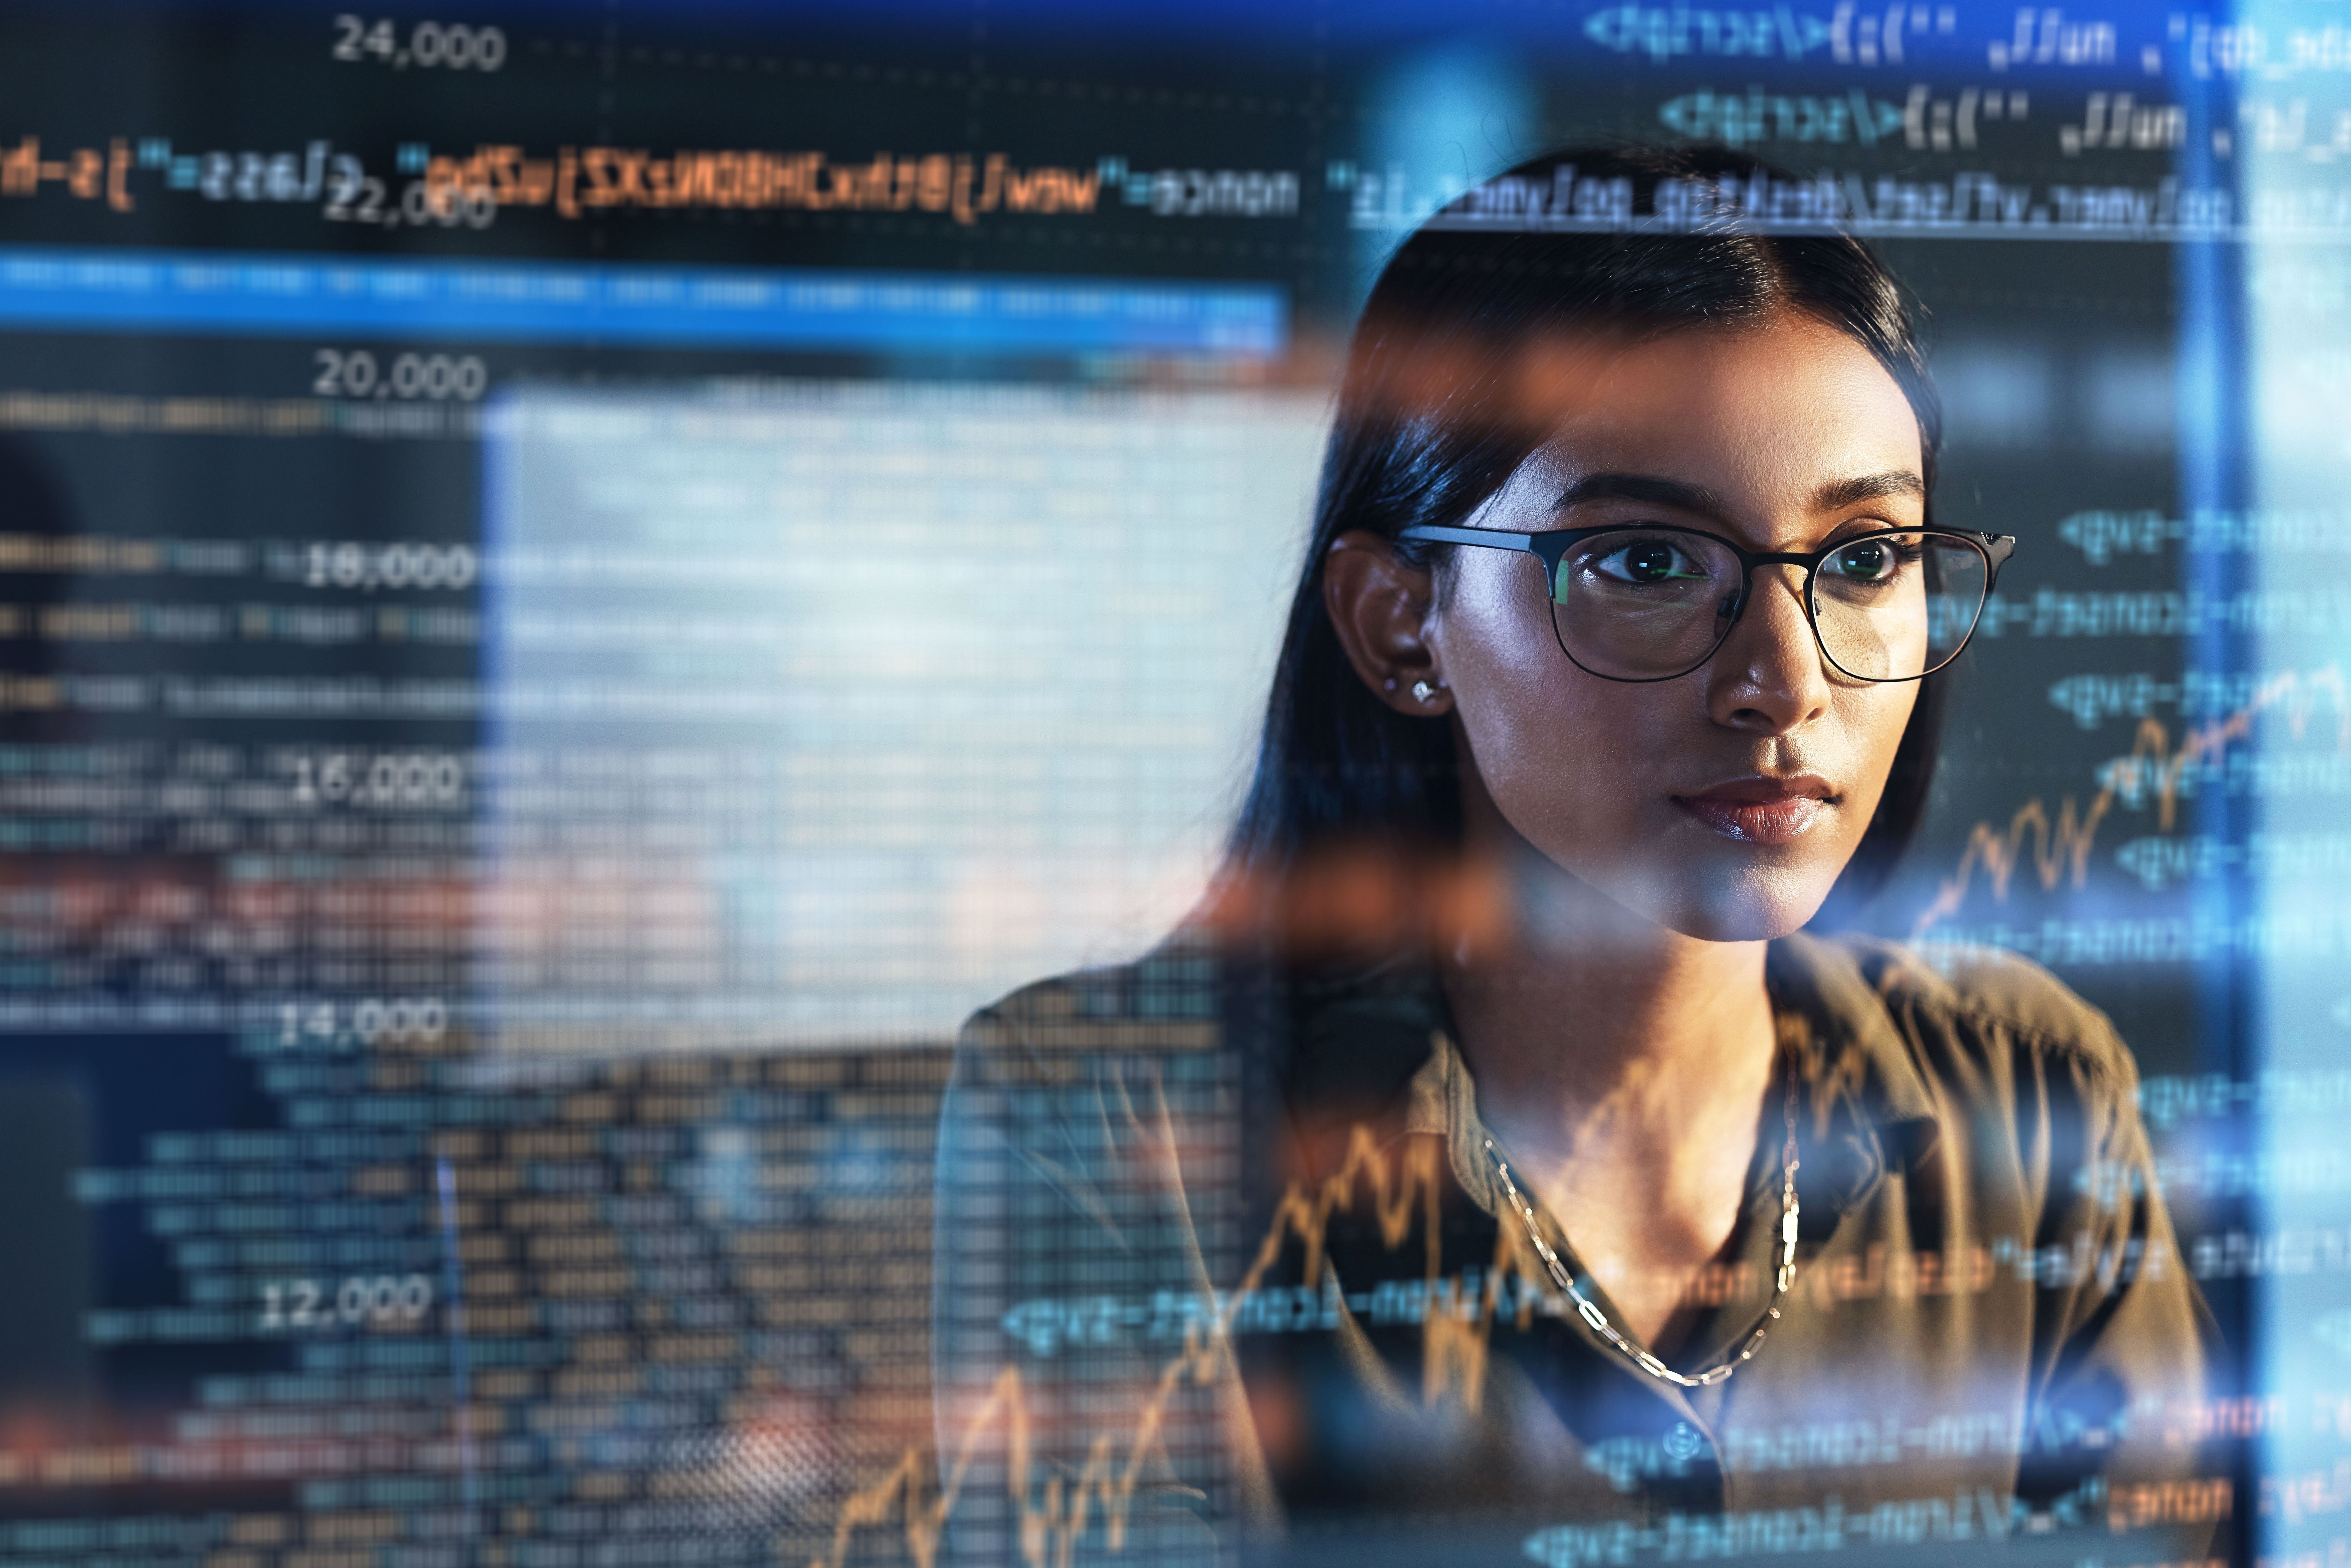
[{"xmin": 1497, "ymin": 315, "xmax": 1924, "ymax": 531}]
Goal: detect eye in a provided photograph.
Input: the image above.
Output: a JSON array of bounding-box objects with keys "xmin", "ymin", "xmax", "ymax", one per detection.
[
  {"xmin": 1824, "ymin": 534, "xmax": 1921, "ymax": 584},
  {"xmin": 1590, "ymin": 538, "xmax": 1710, "ymax": 585}
]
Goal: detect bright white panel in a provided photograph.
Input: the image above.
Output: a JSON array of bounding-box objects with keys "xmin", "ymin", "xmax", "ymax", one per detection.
[{"xmin": 478, "ymin": 381, "xmax": 1326, "ymax": 1050}]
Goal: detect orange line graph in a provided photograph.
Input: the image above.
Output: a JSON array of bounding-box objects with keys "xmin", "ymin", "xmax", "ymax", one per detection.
[
  {"xmin": 814, "ymin": 1124, "xmax": 1544, "ymax": 1568},
  {"xmin": 1908, "ymin": 664, "xmax": 2351, "ymax": 940}
]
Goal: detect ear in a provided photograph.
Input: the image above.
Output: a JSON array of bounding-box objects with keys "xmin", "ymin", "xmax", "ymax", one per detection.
[{"xmin": 1322, "ymin": 530, "xmax": 1452, "ymax": 716}]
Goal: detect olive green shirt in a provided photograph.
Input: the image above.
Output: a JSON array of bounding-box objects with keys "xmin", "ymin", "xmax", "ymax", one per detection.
[{"xmin": 933, "ymin": 931, "xmax": 2222, "ymax": 1565}]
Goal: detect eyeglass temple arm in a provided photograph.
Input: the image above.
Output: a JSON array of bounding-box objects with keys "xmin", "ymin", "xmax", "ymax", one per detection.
[{"xmin": 1394, "ymin": 524, "xmax": 1537, "ymax": 552}]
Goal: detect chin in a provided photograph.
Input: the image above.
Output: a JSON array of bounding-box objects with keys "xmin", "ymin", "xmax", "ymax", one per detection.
[{"xmin": 1631, "ymin": 859, "xmax": 1840, "ymax": 945}]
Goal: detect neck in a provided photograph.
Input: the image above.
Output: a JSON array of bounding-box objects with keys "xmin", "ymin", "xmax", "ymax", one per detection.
[
  {"xmin": 1433, "ymin": 775, "xmax": 1786, "ymax": 1356},
  {"xmin": 1442, "ymin": 794, "xmax": 1778, "ymax": 1166}
]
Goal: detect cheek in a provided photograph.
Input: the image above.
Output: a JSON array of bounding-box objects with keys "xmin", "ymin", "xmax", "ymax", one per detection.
[
  {"xmin": 1436, "ymin": 553, "xmax": 1556, "ymax": 694},
  {"xmin": 1466, "ymin": 687, "xmax": 1670, "ymax": 862},
  {"xmin": 1437, "ymin": 558, "xmax": 1672, "ymax": 840},
  {"xmin": 1836, "ymin": 683, "xmax": 1920, "ymax": 824}
]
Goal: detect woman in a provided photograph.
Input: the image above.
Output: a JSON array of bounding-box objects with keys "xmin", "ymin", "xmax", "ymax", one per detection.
[{"xmin": 932, "ymin": 146, "xmax": 2219, "ymax": 1567}]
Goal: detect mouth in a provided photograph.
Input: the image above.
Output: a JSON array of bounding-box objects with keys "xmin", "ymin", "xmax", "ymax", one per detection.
[{"xmin": 1671, "ymin": 775, "xmax": 1839, "ymax": 847}]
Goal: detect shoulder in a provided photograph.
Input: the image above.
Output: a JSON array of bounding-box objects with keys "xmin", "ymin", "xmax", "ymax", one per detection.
[
  {"xmin": 1849, "ymin": 932, "xmax": 2134, "ymax": 1073},
  {"xmin": 950, "ymin": 941, "xmax": 1243, "ymax": 1102},
  {"xmin": 961, "ymin": 945, "xmax": 1228, "ymax": 1055},
  {"xmin": 1777, "ymin": 929, "xmax": 2143, "ymax": 1118},
  {"xmin": 939, "ymin": 944, "xmax": 1276, "ymax": 1236}
]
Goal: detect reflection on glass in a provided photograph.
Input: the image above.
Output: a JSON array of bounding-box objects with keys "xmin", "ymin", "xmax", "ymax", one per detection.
[{"xmin": 0, "ymin": 8, "xmax": 2338, "ymax": 1567}]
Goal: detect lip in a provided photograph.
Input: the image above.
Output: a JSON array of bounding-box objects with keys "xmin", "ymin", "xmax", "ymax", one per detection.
[{"xmin": 1671, "ymin": 775, "xmax": 1838, "ymax": 846}]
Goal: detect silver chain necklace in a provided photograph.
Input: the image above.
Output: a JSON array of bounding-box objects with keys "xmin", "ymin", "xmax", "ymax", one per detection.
[{"xmin": 1482, "ymin": 1075, "xmax": 1802, "ymax": 1389}]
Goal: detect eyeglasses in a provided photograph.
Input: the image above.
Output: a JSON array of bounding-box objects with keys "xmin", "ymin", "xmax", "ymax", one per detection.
[{"xmin": 1395, "ymin": 522, "xmax": 2016, "ymax": 683}]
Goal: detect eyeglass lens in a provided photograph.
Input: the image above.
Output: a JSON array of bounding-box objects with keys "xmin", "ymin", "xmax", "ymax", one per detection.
[{"xmin": 1547, "ymin": 529, "xmax": 1991, "ymax": 682}]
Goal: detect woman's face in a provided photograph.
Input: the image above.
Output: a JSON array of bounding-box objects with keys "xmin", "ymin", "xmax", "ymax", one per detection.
[{"xmin": 1333, "ymin": 313, "xmax": 1927, "ymax": 944}]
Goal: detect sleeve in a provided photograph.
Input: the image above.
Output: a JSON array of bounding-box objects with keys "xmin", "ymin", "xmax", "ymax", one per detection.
[
  {"xmin": 929, "ymin": 991, "xmax": 1265, "ymax": 1568},
  {"xmin": 2016, "ymin": 1027, "xmax": 2230, "ymax": 1559}
]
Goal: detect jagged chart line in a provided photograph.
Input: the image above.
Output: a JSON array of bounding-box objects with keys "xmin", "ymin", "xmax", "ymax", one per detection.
[
  {"xmin": 800, "ymin": 671, "xmax": 2351, "ymax": 1563},
  {"xmin": 1910, "ymin": 664, "xmax": 2351, "ymax": 940},
  {"xmin": 815, "ymin": 1125, "xmax": 1547, "ymax": 1568},
  {"xmin": 812, "ymin": 670, "xmax": 2351, "ymax": 1564}
]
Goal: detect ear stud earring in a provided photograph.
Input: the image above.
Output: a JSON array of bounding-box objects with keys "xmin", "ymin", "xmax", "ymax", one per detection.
[{"xmin": 1411, "ymin": 679, "xmax": 1440, "ymax": 704}]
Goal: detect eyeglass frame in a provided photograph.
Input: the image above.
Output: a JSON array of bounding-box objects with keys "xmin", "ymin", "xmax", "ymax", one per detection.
[{"xmin": 1393, "ymin": 521, "xmax": 2018, "ymax": 684}]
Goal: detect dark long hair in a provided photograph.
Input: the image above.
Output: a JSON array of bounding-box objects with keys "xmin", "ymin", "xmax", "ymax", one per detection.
[{"xmin": 1221, "ymin": 144, "xmax": 1946, "ymax": 927}]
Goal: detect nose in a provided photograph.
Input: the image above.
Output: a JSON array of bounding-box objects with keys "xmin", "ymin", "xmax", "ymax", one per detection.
[{"xmin": 1705, "ymin": 564, "xmax": 1832, "ymax": 734}]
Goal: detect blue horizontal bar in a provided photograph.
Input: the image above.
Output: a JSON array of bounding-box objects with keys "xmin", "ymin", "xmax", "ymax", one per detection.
[{"xmin": 0, "ymin": 246, "xmax": 1287, "ymax": 356}]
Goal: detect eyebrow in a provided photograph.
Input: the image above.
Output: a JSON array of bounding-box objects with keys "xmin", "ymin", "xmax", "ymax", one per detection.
[
  {"xmin": 1555, "ymin": 473, "xmax": 1729, "ymax": 520},
  {"xmin": 1554, "ymin": 469, "xmax": 1928, "ymax": 520},
  {"xmin": 1809, "ymin": 470, "xmax": 1928, "ymax": 511}
]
